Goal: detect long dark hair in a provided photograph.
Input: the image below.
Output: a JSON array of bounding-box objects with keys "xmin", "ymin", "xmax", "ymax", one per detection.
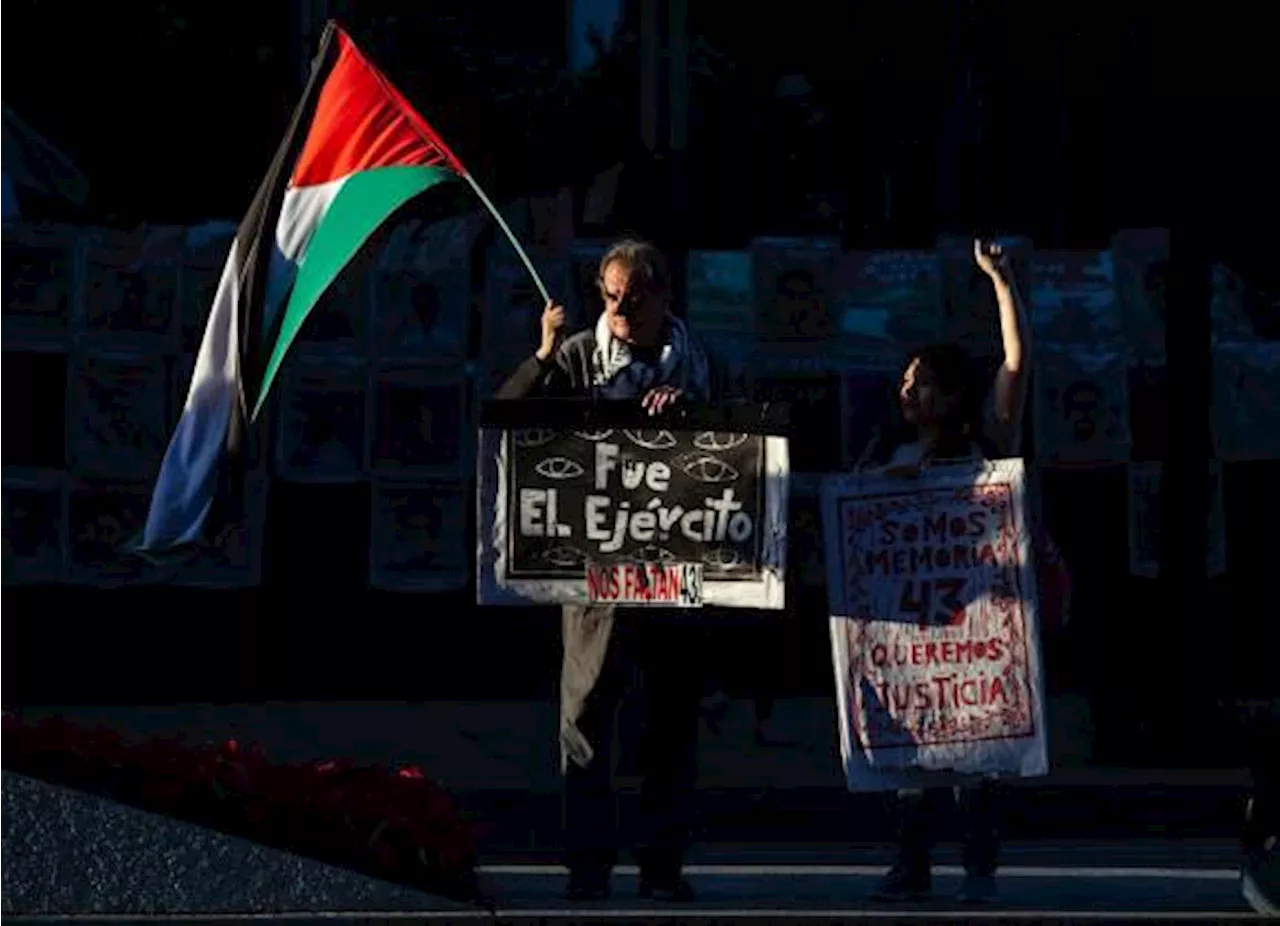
[{"xmin": 860, "ymin": 343, "xmax": 992, "ymax": 466}]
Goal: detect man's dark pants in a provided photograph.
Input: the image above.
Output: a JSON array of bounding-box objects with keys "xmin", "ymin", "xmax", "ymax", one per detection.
[{"xmin": 560, "ymin": 605, "xmax": 701, "ymax": 884}]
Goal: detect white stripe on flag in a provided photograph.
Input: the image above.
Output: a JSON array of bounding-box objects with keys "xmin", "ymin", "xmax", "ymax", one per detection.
[
  {"xmin": 140, "ymin": 241, "xmax": 242, "ymax": 551},
  {"xmin": 262, "ymin": 178, "xmax": 344, "ymax": 335}
]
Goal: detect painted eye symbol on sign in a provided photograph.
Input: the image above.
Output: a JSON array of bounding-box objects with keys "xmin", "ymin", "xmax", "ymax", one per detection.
[
  {"xmin": 693, "ymin": 431, "xmax": 749, "ymax": 451},
  {"xmin": 636, "ymin": 544, "xmax": 677, "ymax": 562},
  {"xmin": 573, "ymin": 429, "xmax": 615, "ymax": 441},
  {"xmin": 514, "ymin": 429, "xmax": 557, "ymax": 447},
  {"xmin": 623, "ymin": 429, "xmax": 677, "ymax": 450},
  {"xmin": 542, "ymin": 544, "xmax": 587, "ymax": 568},
  {"xmin": 534, "ymin": 457, "xmax": 585, "ymax": 480},
  {"xmin": 703, "ymin": 547, "xmax": 742, "ymax": 567},
  {"xmin": 678, "ymin": 453, "xmax": 739, "ymax": 483}
]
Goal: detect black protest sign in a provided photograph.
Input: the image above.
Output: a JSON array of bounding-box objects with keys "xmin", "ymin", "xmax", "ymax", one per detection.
[
  {"xmin": 478, "ymin": 401, "xmax": 789, "ymax": 609},
  {"xmin": 508, "ymin": 428, "xmax": 764, "ymax": 579}
]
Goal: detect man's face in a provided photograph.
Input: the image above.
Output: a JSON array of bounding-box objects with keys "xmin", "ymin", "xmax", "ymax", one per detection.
[{"xmin": 601, "ymin": 260, "xmax": 665, "ymax": 348}]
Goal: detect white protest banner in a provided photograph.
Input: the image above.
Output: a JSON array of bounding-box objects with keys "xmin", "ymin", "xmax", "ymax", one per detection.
[
  {"xmin": 478, "ymin": 400, "xmax": 789, "ymax": 609},
  {"xmin": 822, "ymin": 459, "xmax": 1048, "ymax": 791}
]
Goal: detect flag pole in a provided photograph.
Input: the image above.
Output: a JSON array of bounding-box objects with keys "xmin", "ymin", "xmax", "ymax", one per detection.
[{"xmin": 460, "ymin": 171, "xmax": 553, "ymax": 307}]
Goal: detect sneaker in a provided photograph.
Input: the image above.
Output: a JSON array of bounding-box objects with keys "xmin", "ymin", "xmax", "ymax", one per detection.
[
  {"xmin": 870, "ymin": 863, "xmax": 931, "ymax": 901},
  {"xmin": 957, "ymin": 872, "xmax": 998, "ymax": 904},
  {"xmin": 638, "ymin": 875, "xmax": 696, "ymax": 902}
]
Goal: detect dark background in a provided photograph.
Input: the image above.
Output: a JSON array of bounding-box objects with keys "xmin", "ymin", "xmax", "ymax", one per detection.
[{"xmin": 4, "ymin": 1, "xmax": 1278, "ymax": 768}]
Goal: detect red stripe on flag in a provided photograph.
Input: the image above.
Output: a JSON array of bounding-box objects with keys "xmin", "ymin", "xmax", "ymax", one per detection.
[{"xmin": 290, "ymin": 28, "xmax": 466, "ymax": 188}]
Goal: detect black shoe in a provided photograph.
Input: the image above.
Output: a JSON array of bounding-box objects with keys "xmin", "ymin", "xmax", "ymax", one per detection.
[
  {"xmin": 639, "ymin": 875, "xmax": 696, "ymax": 902},
  {"xmin": 565, "ymin": 869, "xmax": 612, "ymax": 902},
  {"xmin": 870, "ymin": 863, "xmax": 932, "ymax": 901}
]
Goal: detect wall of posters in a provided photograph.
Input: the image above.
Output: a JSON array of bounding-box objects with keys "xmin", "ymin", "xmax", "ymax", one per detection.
[
  {"xmin": 751, "ymin": 236, "xmax": 840, "ymax": 344},
  {"xmin": 79, "ymin": 231, "xmax": 179, "ymax": 347},
  {"xmin": 67, "ymin": 348, "xmax": 170, "ymax": 479},
  {"xmin": 2, "ymin": 470, "xmax": 65, "ymax": 585},
  {"xmin": 1213, "ymin": 340, "xmax": 1280, "ymax": 461},
  {"xmin": 1127, "ymin": 461, "xmax": 1226, "ymax": 578},
  {"xmin": 275, "ymin": 359, "xmax": 367, "ymax": 483},
  {"xmin": 369, "ymin": 482, "xmax": 468, "ymax": 591},
  {"xmin": 2, "ymin": 223, "xmax": 77, "ymax": 344},
  {"xmin": 1112, "ymin": 228, "xmax": 1168, "ymax": 360},
  {"xmin": 1028, "ymin": 249, "xmax": 1121, "ymax": 347},
  {"xmin": 67, "ymin": 479, "xmax": 151, "ymax": 586},
  {"xmin": 822, "ymin": 460, "xmax": 1048, "ymax": 790},
  {"xmin": 369, "ymin": 213, "xmax": 481, "ymax": 360},
  {"xmin": 1033, "ymin": 348, "xmax": 1131, "ymax": 466},
  {"xmin": 477, "ymin": 414, "xmax": 789, "ymax": 608},
  {"xmin": 686, "ymin": 250, "xmax": 755, "ymax": 340},
  {"xmin": 749, "ymin": 362, "xmax": 845, "ymax": 480},
  {"xmin": 833, "ymin": 250, "xmax": 941, "ymax": 359},
  {"xmin": 366, "ymin": 363, "xmax": 471, "ymax": 481}
]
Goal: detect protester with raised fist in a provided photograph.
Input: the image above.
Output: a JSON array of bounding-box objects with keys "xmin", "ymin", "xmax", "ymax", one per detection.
[{"xmin": 850, "ymin": 238, "xmax": 1042, "ymax": 905}]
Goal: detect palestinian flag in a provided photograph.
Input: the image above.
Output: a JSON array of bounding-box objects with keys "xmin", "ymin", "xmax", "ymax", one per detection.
[{"xmin": 138, "ymin": 21, "xmax": 466, "ymax": 556}]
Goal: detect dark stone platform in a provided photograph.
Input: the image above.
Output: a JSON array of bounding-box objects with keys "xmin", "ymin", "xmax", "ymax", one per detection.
[{"xmin": 1, "ymin": 771, "xmax": 466, "ymax": 916}]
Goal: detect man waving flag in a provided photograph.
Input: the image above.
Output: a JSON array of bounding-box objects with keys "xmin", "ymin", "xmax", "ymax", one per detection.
[{"xmin": 137, "ymin": 22, "xmax": 476, "ymax": 558}]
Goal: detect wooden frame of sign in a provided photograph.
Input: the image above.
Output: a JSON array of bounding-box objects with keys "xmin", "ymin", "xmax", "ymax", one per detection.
[
  {"xmin": 2, "ymin": 222, "xmax": 80, "ymax": 347},
  {"xmin": 168, "ymin": 471, "xmax": 269, "ymax": 588},
  {"xmin": 66, "ymin": 345, "xmax": 171, "ymax": 480},
  {"xmin": 67, "ymin": 478, "xmax": 152, "ymax": 586},
  {"xmin": 274, "ymin": 357, "xmax": 368, "ymax": 483},
  {"xmin": 76, "ymin": 229, "xmax": 180, "ymax": 349},
  {"xmin": 2, "ymin": 467, "xmax": 67, "ymax": 585},
  {"xmin": 477, "ymin": 400, "xmax": 790, "ymax": 610},
  {"xmin": 369, "ymin": 481, "xmax": 469, "ymax": 591},
  {"xmin": 365, "ymin": 362, "xmax": 472, "ymax": 482}
]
